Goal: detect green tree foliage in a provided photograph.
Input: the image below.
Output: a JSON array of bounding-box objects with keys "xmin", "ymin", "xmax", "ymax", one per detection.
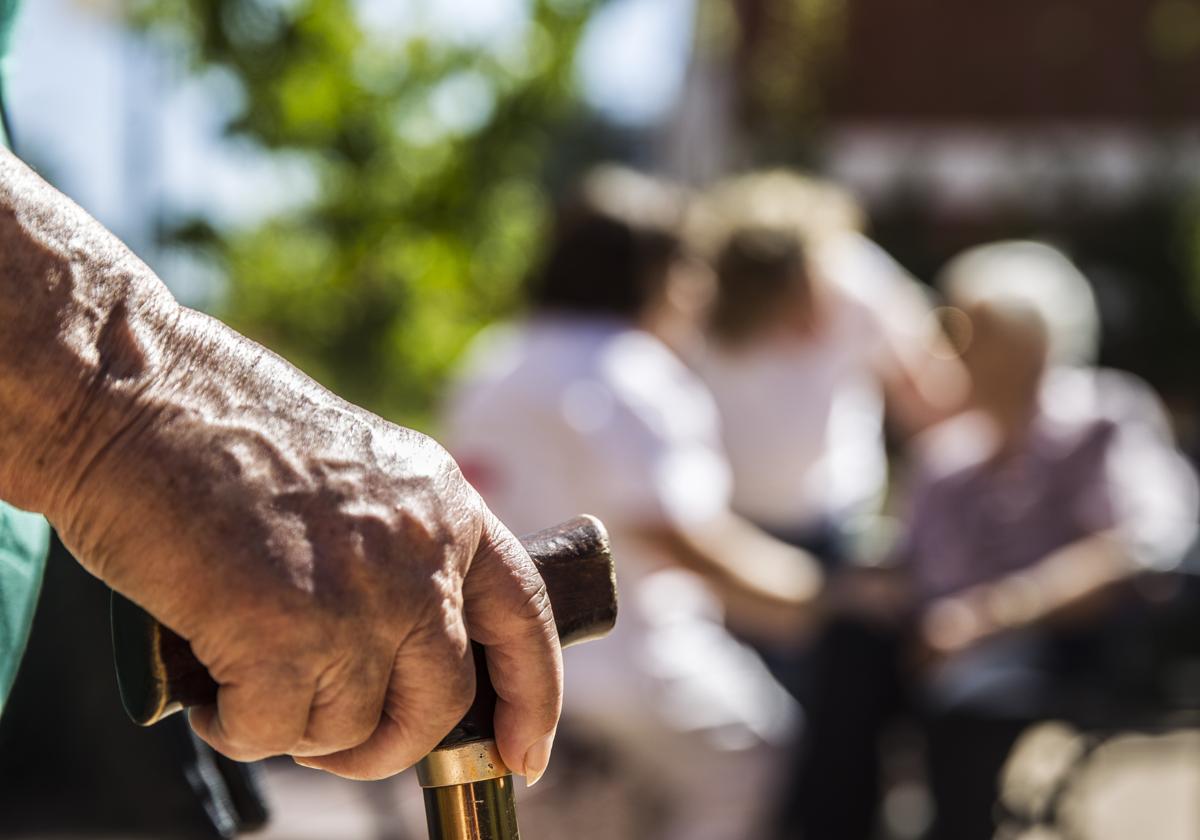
[{"xmin": 123, "ymin": 0, "xmax": 600, "ymax": 427}]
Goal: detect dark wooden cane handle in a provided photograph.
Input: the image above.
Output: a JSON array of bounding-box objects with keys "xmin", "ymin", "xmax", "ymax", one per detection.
[{"xmin": 111, "ymin": 515, "xmax": 618, "ymax": 731}]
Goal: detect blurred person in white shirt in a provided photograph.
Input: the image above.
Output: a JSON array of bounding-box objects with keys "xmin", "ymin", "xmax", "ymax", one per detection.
[{"xmin": 443, "ymin": 167, "xmax": 822, "ymax": 840}]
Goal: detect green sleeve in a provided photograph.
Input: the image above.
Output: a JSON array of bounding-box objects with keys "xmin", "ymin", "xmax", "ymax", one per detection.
[
  {"xmin": 0, "ymin": 0, "xmax": 17, "ymax": 57},
  {"xmin": 0, "ymin": 0, "xmax": 16, "ymax": 148},
  {"xmin": 0, "ymin": 0, "xmax": 50, "ymax": 717},
  {"xmin": 0, "ymin": 504, "xmax": 48, "ymax": 715}
]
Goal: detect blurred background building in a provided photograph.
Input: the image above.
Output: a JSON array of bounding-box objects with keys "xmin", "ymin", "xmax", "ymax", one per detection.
[{"xmin": 684, "ymin": 0, "xmax": 1200, "ymax": 455}]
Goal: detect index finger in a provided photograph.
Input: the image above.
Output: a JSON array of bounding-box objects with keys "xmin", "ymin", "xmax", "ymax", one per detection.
[{"xmin": 462, "ymin": 511, "xmax": 562, "ymax": 786}]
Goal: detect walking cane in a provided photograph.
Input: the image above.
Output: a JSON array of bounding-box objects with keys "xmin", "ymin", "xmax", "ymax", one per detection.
[{"xmin": 111, "ymin": 515, "xmax": 618, "ymax": 840}]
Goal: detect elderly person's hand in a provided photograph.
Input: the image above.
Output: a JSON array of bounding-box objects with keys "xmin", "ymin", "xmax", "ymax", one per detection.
[{"xmin": 0, "ymin": 149, "xmax": 561, "ymax": 782}]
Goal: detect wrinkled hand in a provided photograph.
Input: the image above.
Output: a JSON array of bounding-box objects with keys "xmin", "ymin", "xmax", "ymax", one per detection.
[
  {"xmin": 0, "ymin": 148, "xmax": 560, "ymax": 780},
  {"xmin": 47, "ymin": 310, "xmax": 562, "ymax": 781}
]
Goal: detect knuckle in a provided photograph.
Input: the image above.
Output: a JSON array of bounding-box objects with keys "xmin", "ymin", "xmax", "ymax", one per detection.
[
  {"xmin": 347, "ymin": 714, "xmax": 381, "ymax": 747},
  {"xmin": 418, "ymin": 590, "xmax": 468, "ymax": 651},
  {"xmin": 305, "ymin": 698, "xmax": 381, "ymax": 753},
  {"xmin": 406, "ymin": 431, "xmax": 461, "ymax": 485},
  {"xmin": 405, "ymin": 623, "xmax": 475, "ymax": 724},
  {"xmin": 515, "ymin": 579, "xmax": 555, "ymax": 631}
]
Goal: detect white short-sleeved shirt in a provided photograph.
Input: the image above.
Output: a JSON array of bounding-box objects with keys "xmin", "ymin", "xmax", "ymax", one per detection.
[
  {"xmin": 444, "ymin": 315, "xmax": 796, "ymax": 749},
  {"xmin": 693, "ymin": 233, "xmax": 920, "ymax": 531}
]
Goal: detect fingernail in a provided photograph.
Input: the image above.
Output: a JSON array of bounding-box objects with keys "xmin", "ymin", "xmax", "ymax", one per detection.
[
  {"xmin": 523, "ymin": 730, "xmax": 555, "ymax": 788},
  {"xmin": 293, "ymin": 757, "xmax": 316, "ymax": 769}
]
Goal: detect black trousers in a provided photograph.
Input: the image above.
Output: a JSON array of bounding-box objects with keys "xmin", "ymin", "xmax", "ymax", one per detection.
[
  {"xmin": 0, "ymin": 534, "xmax": 267, "ymax": 838},
  {"xmin": 775, "ymin": 617, "xmax": 1029, "ymax": 840}
]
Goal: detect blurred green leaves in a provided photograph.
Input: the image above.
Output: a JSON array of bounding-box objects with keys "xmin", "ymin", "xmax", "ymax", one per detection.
[{"xmin": 123, "ymin": 0, "xmax": 599, "ymax": 427}]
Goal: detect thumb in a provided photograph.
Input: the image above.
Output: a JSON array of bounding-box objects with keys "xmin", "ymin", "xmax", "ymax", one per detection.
[{"xmin": 462, "ymin": 511, "xmax": 562, "ymax": 786}]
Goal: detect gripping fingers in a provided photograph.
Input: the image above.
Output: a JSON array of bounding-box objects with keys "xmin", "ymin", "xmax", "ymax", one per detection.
[
  {"xmin": 296, "ymin": 625, "xmax": 477, "ymax": 780},
  {"xmin": 289, "ymin": 653, "xmax": 392, "ymax": 757}
]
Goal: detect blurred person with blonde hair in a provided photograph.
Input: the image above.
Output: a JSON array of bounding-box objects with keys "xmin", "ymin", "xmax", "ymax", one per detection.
[
  {"xmin": 683, "ymin": 171, "xmax": 968, "ymax": 725},
  {"xmin": 690, "ymin": 171, "xmax": 966, "ymax": 581},
  {"xmin": 443, "ymin": 166, "xmax": 824, "ymax": 840},
  {"xmin": 788, "ymin": 241, "xmax": 1198, "ymax": 840}
]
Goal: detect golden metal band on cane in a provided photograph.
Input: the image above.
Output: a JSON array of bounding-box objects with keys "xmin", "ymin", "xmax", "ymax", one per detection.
[
  {"xmin": 417, "ymin": 739, "xmax": 510, "ymax": 788},
  {"xmin": 418, "ymin": 739, "xmax": 520, "ymax": 840}
]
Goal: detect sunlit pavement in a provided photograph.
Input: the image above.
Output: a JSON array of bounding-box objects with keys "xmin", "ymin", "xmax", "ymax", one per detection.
[
  {"xmin": 255, "ymin": 760, "xmax": 424, "ymax": 840},
  {"xmin": 7, "ymin": 728, "xmax": 1198, "ymax": 839}
]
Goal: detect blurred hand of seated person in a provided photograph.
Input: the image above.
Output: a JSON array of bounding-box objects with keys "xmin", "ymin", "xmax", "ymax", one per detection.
[
  {"xmin": 898, "ymin": 242, "xmax": 1199, "ymax": 671},
  {"xmin": 0, "ymin": 149, "xmax": 562, "ymax": 781}
]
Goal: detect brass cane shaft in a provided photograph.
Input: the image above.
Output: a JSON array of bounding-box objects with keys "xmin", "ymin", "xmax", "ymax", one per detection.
[
  {"xmin": 423, "ymin": 777, "xmax": 520, "ymax": 840},
  {"xmin": 418, "ymin": 738, "xmax": 519, "ymax": 840}
]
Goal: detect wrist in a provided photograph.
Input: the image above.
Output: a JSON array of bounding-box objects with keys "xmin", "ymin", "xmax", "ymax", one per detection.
[
  {"xmin": 0, "ymin": 148, "xmax": 189, "ymax": 520},
  {"xmin": 0, "ymin": 149, "xmax": 184, "ymax": 516},
  {"xmin": 0, "ymin": 270, "xmax": 182, "ymax": 520}
]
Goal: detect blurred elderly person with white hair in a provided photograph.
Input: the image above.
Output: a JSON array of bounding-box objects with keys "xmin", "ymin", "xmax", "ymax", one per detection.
[{"xmin": 785, "ymin": 241, "xmax": 1199, "ymax": 840}]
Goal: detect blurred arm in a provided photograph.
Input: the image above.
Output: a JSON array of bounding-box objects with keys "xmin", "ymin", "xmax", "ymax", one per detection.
[
  {"xmin": 919, "ymin": 531, "xmax": 1135, "ymax": 656},
  {"xmin": 879, "ymin": 338, "xmax": 969, "ymax": 436},
  {"xmin": 916, "ymin": 376, "xmax": 1199, "ymax": 658},
  {"xmin": 634, "ymin": 513, "xmax": 824, "ymax": 642},
  {"xmin": 653, "ymin": 512, "xmax": 823, "ymax": 606},
  {"xmin": 841, "ymin": 236, "xmax": 968, "ymax": 434},
  {"xmin": 875, "ymin": 285, "xmax": 969, "ymax": 435}
]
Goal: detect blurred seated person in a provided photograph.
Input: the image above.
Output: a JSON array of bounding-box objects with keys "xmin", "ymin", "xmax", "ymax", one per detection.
[
  {"xmin": 688, "ymin": 172, "xmax": 967, "ymax": 571},
  {"xmin": 443, "ymin": 166, "xmax": 823, "ymax": 840},
  {"xmin": 788, "ymin": 241, "xmax": 1199, "ymax": 840}
]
